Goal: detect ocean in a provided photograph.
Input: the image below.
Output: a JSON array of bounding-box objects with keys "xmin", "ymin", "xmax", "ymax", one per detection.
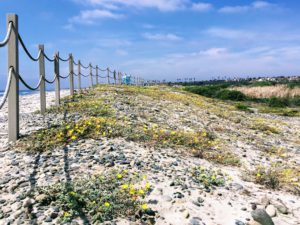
[{"xmin": 0, "ymin": 90, "xmax": 38, "ymax": 97}]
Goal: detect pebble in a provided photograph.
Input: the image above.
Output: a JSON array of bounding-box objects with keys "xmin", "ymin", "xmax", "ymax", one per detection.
[
  {"xmin": 251, "ymin": 208, "xmax": 275, "ymax": 225},
  {"xmin": 265, "ymin": 205, "xmax": 276, "ymax": 217}
]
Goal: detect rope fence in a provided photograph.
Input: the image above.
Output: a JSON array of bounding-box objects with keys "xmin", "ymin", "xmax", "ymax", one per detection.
[{"xmin": 0, "ymin": 14, "xmax": 146, "ymax": 142}]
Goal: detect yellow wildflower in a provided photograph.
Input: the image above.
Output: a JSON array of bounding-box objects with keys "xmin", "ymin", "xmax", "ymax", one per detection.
[
  {"xmin": 71, "ymin": 135, "xmax": 76, "ymax": 141},
  {"xmin": 116, "ymin": 174, "xmax": 123, "ymax": 179},
  {"xmin": 141, "ymin": 204, "xmax": 148, "ymax": 210},
  {"xmin": 63, "ymin": 212, "xmax": 71, "ymax": 218},
  {"xmin": 104, "ymin": 202, "xmax": 110, "ymax": 207},
  {"xmin": 129, "ymin": 188, "xmax": 135, "ymax": 195},
  {"xmin": 256, "ymin": 173, "xmax": 261, "ymax": 177},
  {"xmin": 145, "ymin": 183, "xmax": 151, "ymax": 189},
  {"xmin": 121, "ymin": 184, "xmax": 129, "ymax": 189},
  {"xmin": 138, "ymin": 189, "xmax": 145, "ymax": 195}
]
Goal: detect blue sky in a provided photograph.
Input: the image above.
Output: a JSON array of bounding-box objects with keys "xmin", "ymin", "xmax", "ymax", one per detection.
[{"xmin": 1, "ymin": 0, "xmax": 300, "ymax": 89}]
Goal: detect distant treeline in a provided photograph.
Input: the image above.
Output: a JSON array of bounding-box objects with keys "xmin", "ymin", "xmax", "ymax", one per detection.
[{"xmin": 169, "ymin": 76, "xmax": 300, "ymax": 89}]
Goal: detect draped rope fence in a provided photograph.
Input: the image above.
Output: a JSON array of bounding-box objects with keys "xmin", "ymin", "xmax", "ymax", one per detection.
[{"xmin": 0, "ymin": 14, "xmax": 146, "ymax": 142}]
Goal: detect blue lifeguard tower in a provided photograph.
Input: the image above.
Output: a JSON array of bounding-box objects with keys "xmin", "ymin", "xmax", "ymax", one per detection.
[{"xmin": 122, "ymin": 74, "xmax": 132, "ymax": 85}]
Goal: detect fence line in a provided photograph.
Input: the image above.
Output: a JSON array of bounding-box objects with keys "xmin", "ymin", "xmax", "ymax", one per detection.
[{"xmin": 0, "ymin": 14, "xmax": 146, "ymax": 142}]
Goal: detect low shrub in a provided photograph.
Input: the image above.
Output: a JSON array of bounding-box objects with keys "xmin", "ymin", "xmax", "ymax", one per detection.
[
  {"xmin": 235, "ymin": 103, "xmax": 252, "ymax": 112},
  {"xmin": 191, "ymin": 166, "xmax": 229, "ymax": 189},
  {"xmin": 268, "ymin": 97, "xmax": 289, "ymax": 108},
  {"xmin": 35, "ymin": 170, "xmax": 153, "ymax": 223}
]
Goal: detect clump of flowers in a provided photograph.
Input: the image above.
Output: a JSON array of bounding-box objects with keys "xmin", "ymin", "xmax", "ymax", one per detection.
[
  {"xmin": 245, "ymin": 163, "xmax": 300, "ymax": 193},
  {"xmin": 35, "ymin": 170, "xmax": 153, "ymax": 223},
  {"xmin": 141, "ymin": 125, "xmax": 215, "ymax": 150},
  {"xmin": 191, "ymin": 166, "xmax": 229, "ymax": 189}
]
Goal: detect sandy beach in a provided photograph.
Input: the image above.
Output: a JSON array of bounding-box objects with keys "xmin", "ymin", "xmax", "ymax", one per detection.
[
  {"xmin": 0, "ymin": 90, "xmax": 69, "ymax": 149},
  {"xmin": 0, "ymin": 86, "xmax": 299, "ymax": 225}
]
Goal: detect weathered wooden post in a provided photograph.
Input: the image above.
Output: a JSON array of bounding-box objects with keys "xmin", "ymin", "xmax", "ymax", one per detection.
[
  {"xmin": 96, "ymin": 65, "xmax": 99, "ymax": 85},
  {"xmin": 7, "ymin": 14, "xmax": 19, "ymax": 142},
  {"xmin": 114, "ymin": 70, "xmax": 116, "ymax": 85},
  {"xmin": 54, "ymin": 52, "xmax": 60, "ymax": 106},
  {"xmin": 107, "ymin": 68, "xmax": 110, "ymax": 84},
  {"xmin": 69, "ymin": 53, "xmax": 74, "ymax": 97},
  {"xmin": 89, "ymin": 63, "xmax": 93, "ymax": 87},
  {"xmin": 78, "ymin": 60, "xmax": 81, "ymax": 92},
  {"xmin": 38, "ymin": 44, "xmax": 46, "ymax": 114}
]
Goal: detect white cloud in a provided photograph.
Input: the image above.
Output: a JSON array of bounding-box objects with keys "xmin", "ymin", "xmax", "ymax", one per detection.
[
  {"xmin": 191, "ymin": 2, "xmax": 213, "ymax": 12},
  {"xmin": 122, "ymin": 45, "xmax": 300, "ymax": 81},
  {"xmin": 206, "ymin": 28, "xmax": 256, "ymax": 40},
  {"xmin": 69, "ymin": 9, "xmax": 123, "ymax": 24},
  {"xmin": 143, "ymin": 33, "xmax": 182, "ymax": 41},
  {"xmin": 115, "ymin": 49, "xmax": 128, "ymax": 56},
  {"xmin": 219, "ymin": 1, "xmax": 275, "ymax": 13},
  {"xmin": 74, "ymin": 0, "xmax": 188, "ymax": 11}
]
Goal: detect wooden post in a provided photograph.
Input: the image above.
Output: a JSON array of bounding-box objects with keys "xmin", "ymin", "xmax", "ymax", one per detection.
[
  {"xmin": 78, "ymin": 60, "xmax": 81, "ymax": 92},
  {"xmin": 114, "ymin": 70, "xmax": 116, "ymax": 85},
  {"xmin": 54, "ymin": 52, "xmax": 60, "ymax": 106},
  {"xmin": 7, "ymin": 14, "xmax": 19, "ymax": 142},
  {"xmin": 39, "ymin": 44, "xmax": 46, "ymax": 114},
  {"xmin": 69, "ymin": 54, "xmax": 74, "ymax": 97},
  {"xmin": 96, "ymin": 65, "xmax": 99, "ymax": 85},
  {"xmin": 89, "ymin": 63, "xmax": 93, "ymax": 87},
  {"xmin": 107, "ymin": 68, "xmax": 110, "ymax": 84}
]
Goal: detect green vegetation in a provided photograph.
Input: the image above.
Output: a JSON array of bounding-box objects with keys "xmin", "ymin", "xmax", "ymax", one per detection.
[
  {"xmin": 244, "ymin": 164, "xmax": 300, "ymax": 194},
  {"xmin": 184, "ymin": 82, "xmax": 300, "ymax": 115},
  {"xmin": 184, "ymin": 85, "xmax": 246, "ymax": 101},
  {"xmin": 191, "ymin": 166, "xmax": 229, "ymax": 189},
  {"xmin": 35, "ymin": 170, "xmax": 153, "ymax": 223},
  {"xmin": 17, "ymin": 85, "xmax": 240, "ymax": 166},
  {"xmin": 235, "ymin": 103, "xmax": 253, "ymax": 112}
]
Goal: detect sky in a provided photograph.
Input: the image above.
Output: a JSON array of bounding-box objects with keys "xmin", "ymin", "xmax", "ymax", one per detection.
[{"xmin": 1, "ymin": 0, "xmax": 300, "ymax": 89}]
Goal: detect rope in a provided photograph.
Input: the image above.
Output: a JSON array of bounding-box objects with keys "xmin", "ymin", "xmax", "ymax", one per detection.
[
  {"xmin": 45, "ymin": 75, "xmax": 56, "ymax": 84},
  {"xmin": 18, "ymin": 33, "xmax": 42, "ymax": 61},
  {"xmin": 99, "ymin": 75, "xmax": 107, "ymax": 78},
  {"xmin": 19, "ymin": 73, "xmax": 43, "ymax": 91},
  {"xmin": 73, "ymin": 72, "xmax": 78, "ymax": 76},
  {"xmin": 0, "ymin": 22, "xmax": 12, "ymax": 47},
  {"xmin": 58, "ymin": 55, "xmax": 70, "ymax": 62},
  {"xmin": 81, "ymin": 63, "xmax": 89, "ymax": 69},
  {"xmin": 80, "ymin": 72, "xmax": 89, "ymax": 77},
  {"xmin": 73, "ymin": 60, "xmax": 78, "ymax": 66},
  {"xmin": 0, "ymin": 67, "xmax": 13, "ymax": 110},
  {"xmin": 59, "ymin": 73, "xmax": 70, "ymax": 79},
  {"xmin": 99, "ymin": 68, "xmax": 107, "ymax": 72},
  {"xmin": 43, "ymin": 51, "xmax": 55, "ymax": 62}
]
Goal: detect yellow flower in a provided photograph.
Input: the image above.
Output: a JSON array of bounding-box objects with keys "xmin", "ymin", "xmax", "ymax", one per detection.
[
  {"xmin": 142, "ymin": 175, "xmax": 147, "ymax": 180},
  {"xmin": 123, "ymin": 169, "xmax": 128, "ymax": 174},
  {"xmin": 103, "ymin": 131, "xmax": 106, "ymax": 136},
  {"xmin": 145, "ymin": 183, "xmax": 151, "ymax": 189},
  {"xmin": 171, "ymin": 131, "xmax": 176, "ymax": 135},
  {"xmin": 138, "ymin": 189, "xmax": 145, "ymax": 195},
  {"xmin": 129, "ymin": 188, "xmax": 135, "ymax": 195},
  {"xmin": 121, "ymin": 184, "xmax": 129, "ymax": 189},
  {"xmin": 69, "ymin": 191, "xmax": 76, "ymax": 196},
  {"xmin": 211, "ymin": 175, "xmax": 216, "ymax": 181},
  {"xmin": 63, "ymin": 212, "xmax": 71, "ymax": 218},
  {"xmin": 104, "ymin": 202, "xmax": 110, "ymax": 207},
  {"xmin": 256, "ymin": 173, "xmax": 261, "ymax": 177},
  {"xmin": 116, "ymin": 174, "xmax": 123, "ymax": 179},
  {"xmin": 71, "ymin": 135, "xmax": 76, "ymax": 140},
  {"xmin": 141, "ymin": 204, "xmax": 148, "ymax": 210}
]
